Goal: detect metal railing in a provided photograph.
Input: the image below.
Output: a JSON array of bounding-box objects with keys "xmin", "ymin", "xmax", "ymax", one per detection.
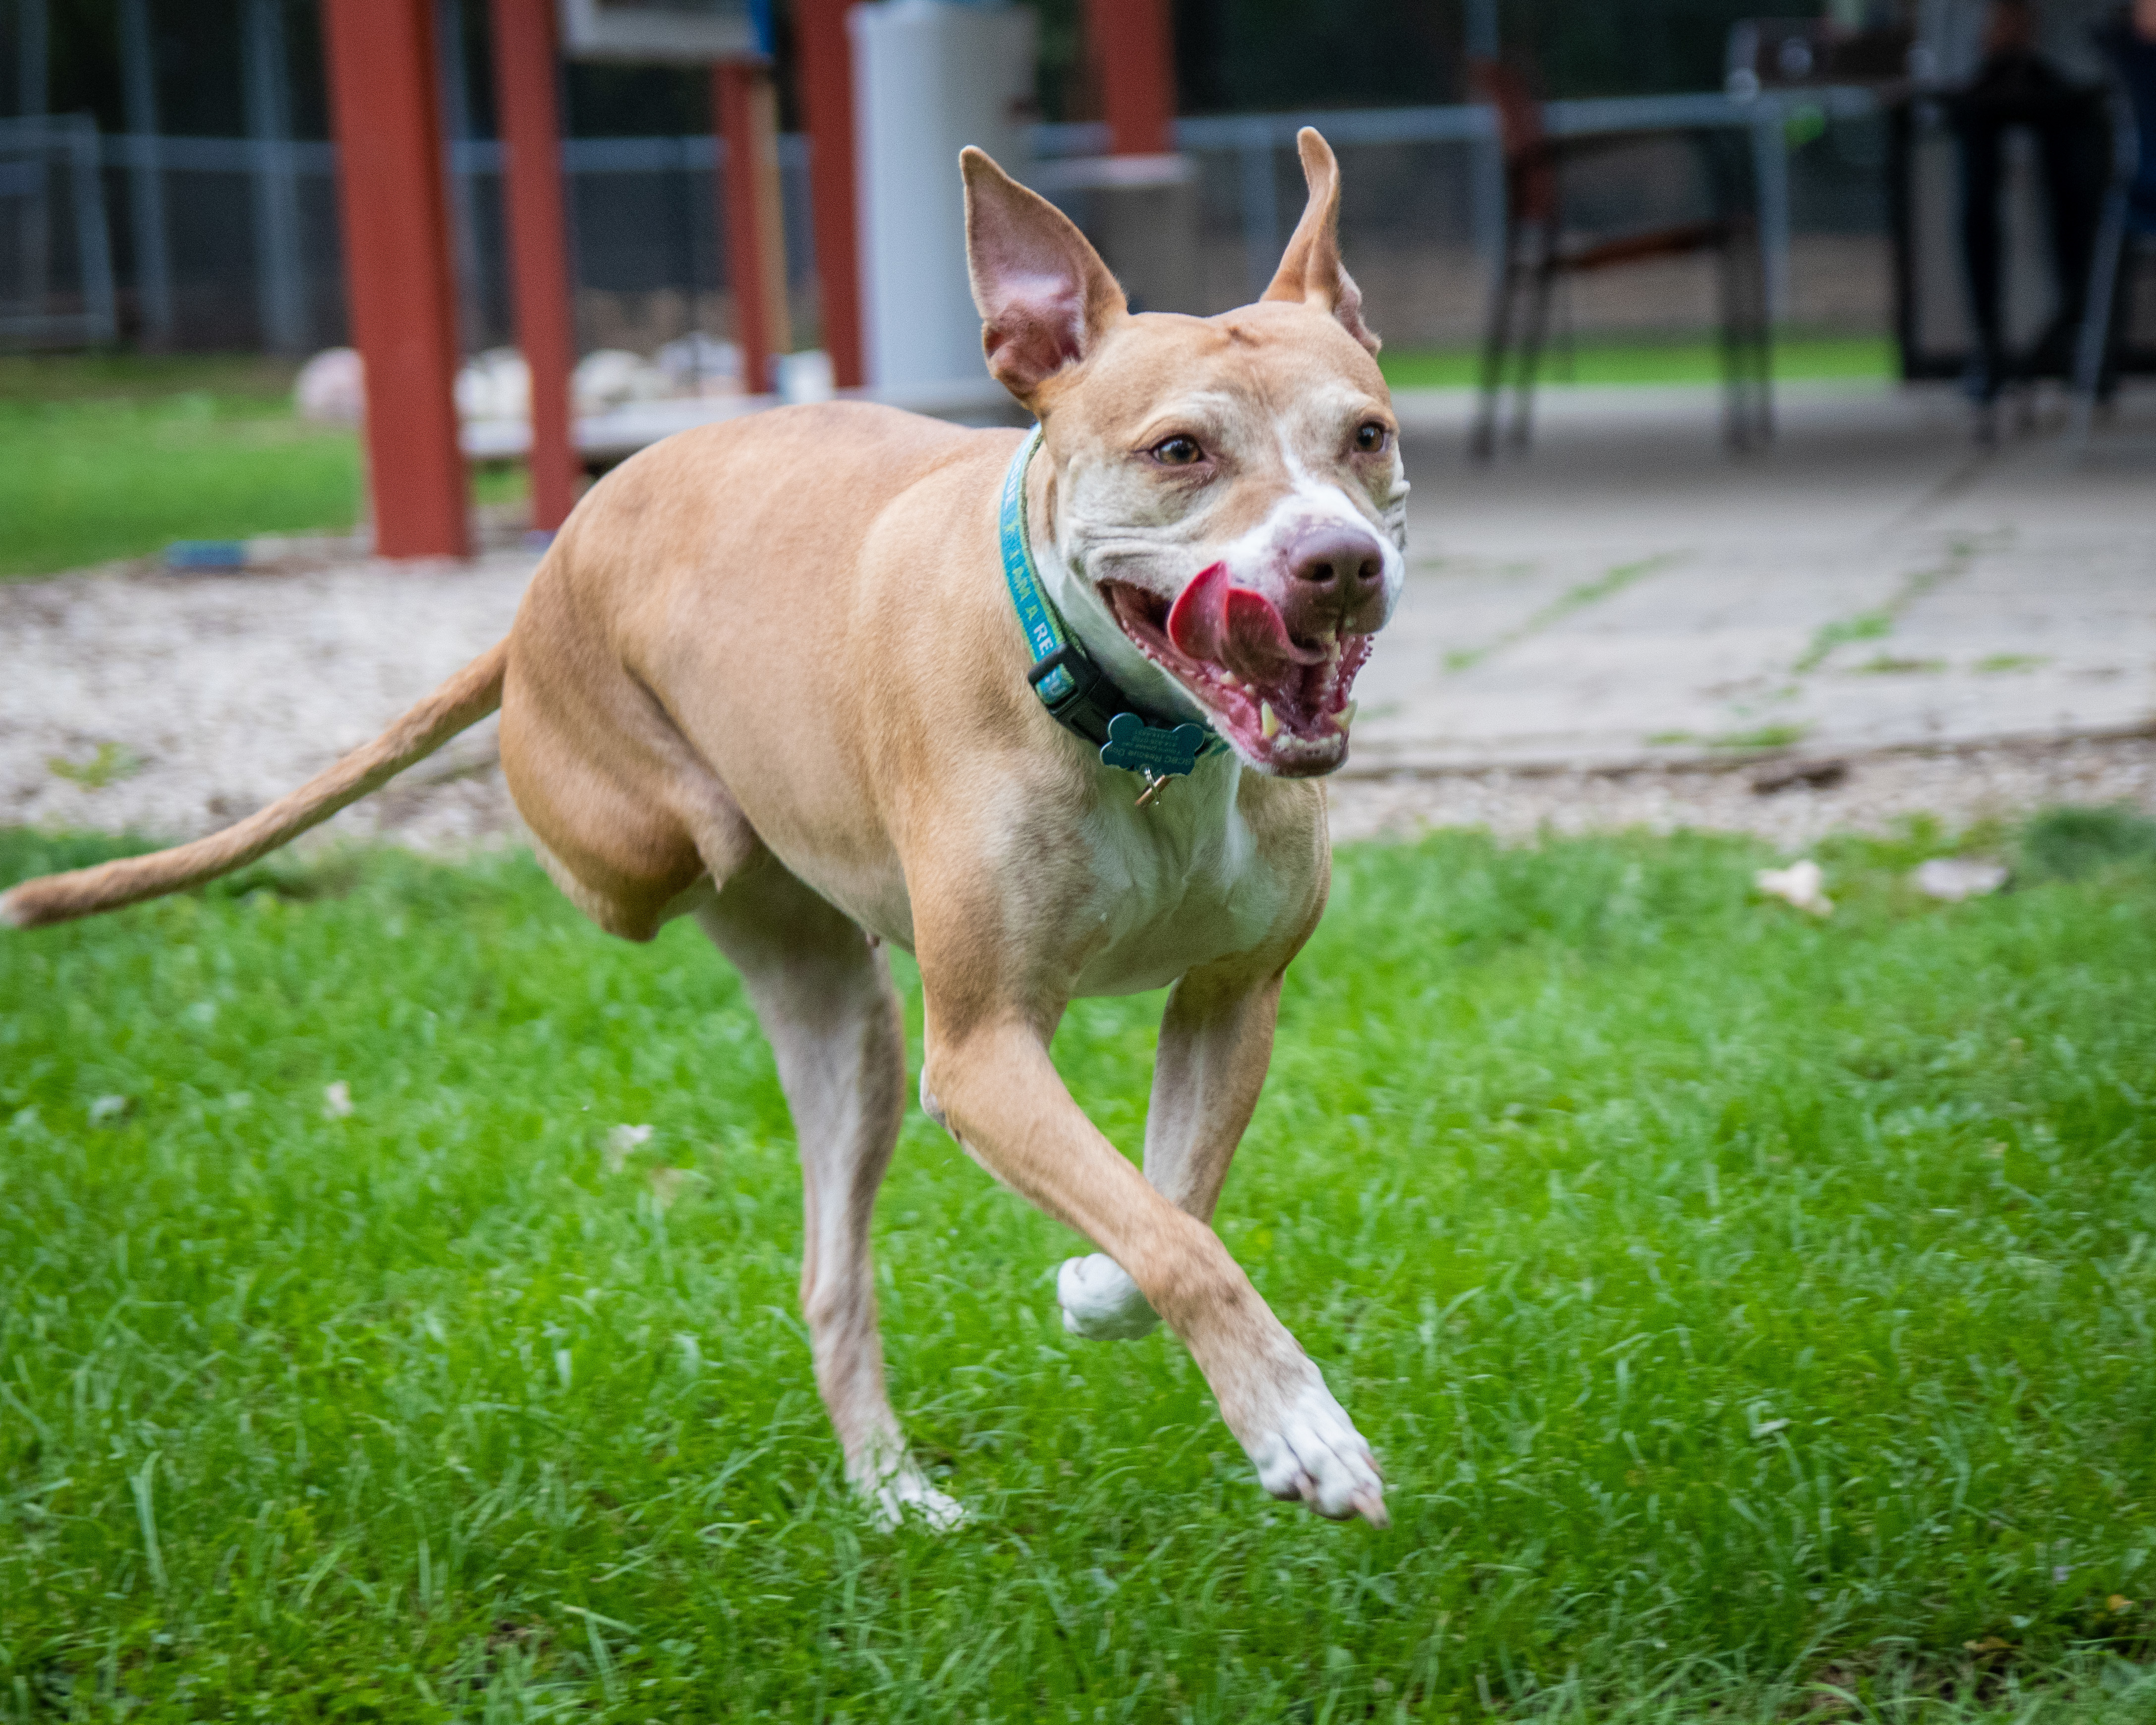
[
  {"xmin": 1043, "ymin": 87, "xmax": 1884, "ymax": 319},
  {"xmin": 0, "ymin": 91, "xmax": 1887, "ymax": 354},
  {"xmin": 0, "ymin": 114, "xmax": 117, "ymax": 347}
]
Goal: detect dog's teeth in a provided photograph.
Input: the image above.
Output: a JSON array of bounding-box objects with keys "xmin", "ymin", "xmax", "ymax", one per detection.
[
  {"xmin": 1331, "ymin": 700, "xmax": 1357, "ymax": 732},
  {"xmin": 1260, "ymin": 702, "xmax": 1280, "ymax": 740}
]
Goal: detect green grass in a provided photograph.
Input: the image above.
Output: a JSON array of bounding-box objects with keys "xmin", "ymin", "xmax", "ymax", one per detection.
[
  {"xmin": 0, "ymin": 354, "xmax": 525, "ymax": 579},
  {"xmin": 3, "ymin": 818, "xmax": 2156, "ymax": 1722},
  {"xmin": 0, "ymin": 355, "xmax": 361, "ymax": 578},
  {"xmin": 1380, "ymin": 334, "xmax": 1895, "ymax": 393}
]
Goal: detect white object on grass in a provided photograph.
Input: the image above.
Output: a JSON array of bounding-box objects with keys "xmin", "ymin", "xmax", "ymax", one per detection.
[
  {"xmin": 603, "ymin": 1121, "xmax": 653, "ymax": 1173},
  {"xmin": 1913, "ymin": 857, "xmax": 2008, "ymax": 901},
  {"xmin": 1755, "ymin": 859, "xmax": 1834, "ymax": 917},
  {"xmin": 293, "ymin": 347, "xmax": 364, "ymax": 424},
  {"xmin": 323, "ymin": 1080, "xmax": 353, "ymax": 1119}
]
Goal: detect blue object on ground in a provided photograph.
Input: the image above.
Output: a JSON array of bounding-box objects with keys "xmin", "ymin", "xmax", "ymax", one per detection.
[{"xmin": 165, "ymin": 540, "xmax": 248, "ymax": 573}]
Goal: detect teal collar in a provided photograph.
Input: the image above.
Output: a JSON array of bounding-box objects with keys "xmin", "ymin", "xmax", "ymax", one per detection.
[{"xmin": 998, "ymin": 426, "xmax": 1222, "ymax": 788}]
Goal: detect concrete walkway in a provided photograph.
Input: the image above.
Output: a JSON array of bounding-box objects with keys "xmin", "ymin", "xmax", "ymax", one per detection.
[{"xmin": 1358, "ymin": 380, "xmax": 2156, "ymax": 774}]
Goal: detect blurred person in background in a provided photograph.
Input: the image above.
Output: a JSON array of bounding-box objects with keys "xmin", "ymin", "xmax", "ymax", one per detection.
[{"xmin": 1920, "ymin": 0, "xmax": 2116, "ymax": 409}]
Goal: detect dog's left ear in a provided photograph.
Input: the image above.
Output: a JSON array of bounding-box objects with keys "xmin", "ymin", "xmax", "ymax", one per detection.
[
  {"xmin": 1261, "ymin": 128, "xmax": 1379, "ymax": 355},
  {"xmin": 962, "ymin": 146, "xmax": 1128, "ymax": 402}
]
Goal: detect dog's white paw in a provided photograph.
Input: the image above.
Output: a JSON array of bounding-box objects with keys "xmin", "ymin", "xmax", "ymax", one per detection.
[
  {"xmin": 1057, "ymin": 1253, "xmax": 1160, "ymax": 1340},
  {"xmin": 861, "ymin": 1455, "xmax": 967, "ymax": 1532},
  {"xmin": 1247, "ymin": 1373, "xmax": 1387, "ymax": 1525}
]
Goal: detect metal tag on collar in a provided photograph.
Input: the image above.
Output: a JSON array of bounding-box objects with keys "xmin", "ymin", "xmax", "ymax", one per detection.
[{"xmin": 1101, "ymin": 710, "xmax": 1208, "ymax": 800}]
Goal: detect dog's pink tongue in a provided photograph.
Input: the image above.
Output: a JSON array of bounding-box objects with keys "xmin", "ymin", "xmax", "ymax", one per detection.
[
  {"xmin": 1166, "ymin": 562, "xmax": 1230, "ymax": 661},
  {"xmin": 1223, "ymin": 587, "xmax": 1297, "ymax": 678},
  {"xmin": 1167, "ymin": 564, "xmax": 1302, "ymax": 683}
]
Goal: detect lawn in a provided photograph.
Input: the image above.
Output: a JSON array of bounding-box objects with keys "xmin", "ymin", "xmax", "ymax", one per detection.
[
  {"xmin": 3, "ymin": 814, "xmax": 2155, "ymax": 1724},
  {"xmin": 0, "ymin": 356, "xmax": 524, "ymax": 580},
  {"xmin": 1378, "ymin": 333, "xmax": 1896, "ymax": 393},
  {"xmin": 0, "ymin": 356, "xmax": 363, "ymax": 579}
]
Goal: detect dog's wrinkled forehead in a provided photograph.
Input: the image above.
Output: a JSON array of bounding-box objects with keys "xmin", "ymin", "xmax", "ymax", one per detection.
[
  {"xmin": 1037, "ymin": 304, "xmax": 1399, "ymax": 548},
  {"xmin": 1048, "ymin": 303, "xmax": 1389, "ymax": 462}
]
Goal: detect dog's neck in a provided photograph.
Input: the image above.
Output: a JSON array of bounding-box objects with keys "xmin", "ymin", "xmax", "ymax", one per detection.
[{"xmin": 1026, "ymin": 453, "xmax": 1213, "ymax": 732}]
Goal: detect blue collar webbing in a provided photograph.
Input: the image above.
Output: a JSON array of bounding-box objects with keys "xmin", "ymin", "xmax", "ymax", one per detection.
[{"xmin": 997, "ymin": 427, "xmax": 1220, "ymax": 781}]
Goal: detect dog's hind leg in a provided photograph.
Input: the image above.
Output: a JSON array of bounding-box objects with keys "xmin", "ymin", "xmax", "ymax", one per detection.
[
  {"xmin": 1057, "ymin": 963, "xmax": 1282, "ymax": 1342},
  {"xmin": 694, "ymin": 854, "xmax": 962, "ymax": 1530}
]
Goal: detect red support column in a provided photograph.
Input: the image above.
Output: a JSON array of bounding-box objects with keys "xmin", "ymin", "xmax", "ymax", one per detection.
[
  {"xmin": 321, "ymin": 0, "xmax": 468, "ymax": 558},
  {"xmin": 715, "ymin": 61, "xmax": 789, "ymax": 397},
  {"xmin": 794, "ymin": 0, "xmax": 862, "ymax": 390},
  {"xmin": 1089, "ymin": 0, "xmax": 1175, "ymax": 157},
  {"xmin": 489, "ymin": 0, "xmax": 576, "ymax": 533}
]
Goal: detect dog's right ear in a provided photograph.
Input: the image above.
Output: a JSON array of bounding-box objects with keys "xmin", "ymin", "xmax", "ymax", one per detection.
[{"xmin": 962, "ymin": 147, "xmax": 1127, "ymax": 402}]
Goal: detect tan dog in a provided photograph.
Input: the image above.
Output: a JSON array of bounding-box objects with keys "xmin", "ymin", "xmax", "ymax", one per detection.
[{"xmin": 4, "ymin": 132, "xmax": 1406, "ymax": 1528}]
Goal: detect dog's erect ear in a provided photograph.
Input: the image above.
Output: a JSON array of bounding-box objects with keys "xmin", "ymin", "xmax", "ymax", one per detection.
[
  {"xmin": 962, "ymin": 146, "xmax": 1128, "ymax": 401},
  {"xmin": 1260, "ymin": 128, "xmax": 1379, "ymax": 355}
]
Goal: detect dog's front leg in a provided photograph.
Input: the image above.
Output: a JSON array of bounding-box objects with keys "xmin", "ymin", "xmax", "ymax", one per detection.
[
  {"xmin": 922, "ymin": 1002, "xmax": 1384, "ymax": 1524},
  {"xmin": 1057, "ymin": 964, "xmax": 1282, "ymax": 1341}
]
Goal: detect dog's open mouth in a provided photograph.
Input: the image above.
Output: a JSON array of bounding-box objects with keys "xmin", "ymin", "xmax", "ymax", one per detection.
[{"xmin": 1100, "ymin": 563, "xmax": 1372, "ymax": 776}]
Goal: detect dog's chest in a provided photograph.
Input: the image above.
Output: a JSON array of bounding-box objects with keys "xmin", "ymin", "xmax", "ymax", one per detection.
[{"xmin": 1067, "ymin": 759, "xmax": 1289, "ymax": 996}]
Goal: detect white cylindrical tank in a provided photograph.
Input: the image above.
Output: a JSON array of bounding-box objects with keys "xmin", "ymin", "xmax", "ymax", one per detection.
[{"xmin": 850, "ymin": 0, "xmax": 1037, "ymax": 395}]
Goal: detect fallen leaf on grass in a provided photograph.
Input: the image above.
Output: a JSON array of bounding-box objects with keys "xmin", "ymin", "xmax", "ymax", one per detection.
[
  {"xmin": 649, "ymin": 1167, "xmax": 707, "ymax": 1210},
  {"xmin": 1913, "ymin": 857, "xmax": 2008, "ymax": 901},
  {"xmin": 2108, "ymin": 1595, "xmax": 2137, "ymax": 1614},
  {"xmin": 1755, "ymin": 859, "xmax": 1833, "ymax": 916},
  {"xmin": 1964, "ymin": 1636, "xmax": 2013, "ymax": 1656},
  {"xmin": 323, "ymin": 1081, "xmax": 353, "ymax": 1119},
  {"xmin": 603, "ymin": 1123, "xmax": 653, "ymax": 1173}
]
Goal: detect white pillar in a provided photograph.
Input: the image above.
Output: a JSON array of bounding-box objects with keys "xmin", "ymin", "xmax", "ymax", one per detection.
[{"xmin": 850, "ymin": 0, "xmax": 1036, "ymax": 395}]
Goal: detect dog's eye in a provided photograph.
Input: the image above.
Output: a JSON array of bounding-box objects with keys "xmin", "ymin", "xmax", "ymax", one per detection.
[
  {"xmin": 1150, "ymin": 435, "xmax": 1204, "ymax": 467},
  {"xmin": 1354, "ymin": 422, "xmax": 1390, "ymax": 454}
]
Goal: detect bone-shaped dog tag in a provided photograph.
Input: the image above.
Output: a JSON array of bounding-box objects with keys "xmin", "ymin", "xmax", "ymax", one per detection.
[{"xmin": 1100, "ymin": 711, "xmax": 1206, "ymax": 785}]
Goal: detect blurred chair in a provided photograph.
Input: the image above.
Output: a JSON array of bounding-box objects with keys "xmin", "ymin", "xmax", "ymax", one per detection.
[
  {"xmin": 1469, "ymin": 58, "xmax": 1773, "ymax": 459},
  {"xmin": 2070, "ymin": 19, "xmax": 2156, "ymax": 442},
  {"xmin": 1724, "ymin": 15, "xmax": 1916, "ymax": 98}
]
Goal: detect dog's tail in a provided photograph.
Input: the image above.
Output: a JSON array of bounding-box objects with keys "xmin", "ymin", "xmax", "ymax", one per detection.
[{"xmin": 2, "ymin": 638, "xmax": 511, "ymax": 931}]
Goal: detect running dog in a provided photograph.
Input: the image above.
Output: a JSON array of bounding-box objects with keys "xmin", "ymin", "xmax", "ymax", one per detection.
[{"xmin": 4, "ymin": 131, "xmax": 1407, "ymax": 1527}]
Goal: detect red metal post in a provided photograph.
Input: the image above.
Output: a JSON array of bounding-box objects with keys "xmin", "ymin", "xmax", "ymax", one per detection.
[
  {"xmin": 489, "ymin": 0, "xmax": 576, "ymax": 533},
  {"xmin": 1089, "ymin": 0, "xmax": 1175, "ymax": 157},
  {"xmin": 716, "ymin": 61, "xmax": 788, "ymax": 396},
  {"xmin": 794, "ymin": 0, "xmax": 862, "ymax": 389},
  {"xmin": 321, "ymin": 0, "xmax": 469, "ymax": 558}
]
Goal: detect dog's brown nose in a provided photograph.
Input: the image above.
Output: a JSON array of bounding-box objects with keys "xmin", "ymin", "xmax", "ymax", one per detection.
[{"xmin": 1286, "ymin": 523, "xmax": 1385, "ymax": 596}]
